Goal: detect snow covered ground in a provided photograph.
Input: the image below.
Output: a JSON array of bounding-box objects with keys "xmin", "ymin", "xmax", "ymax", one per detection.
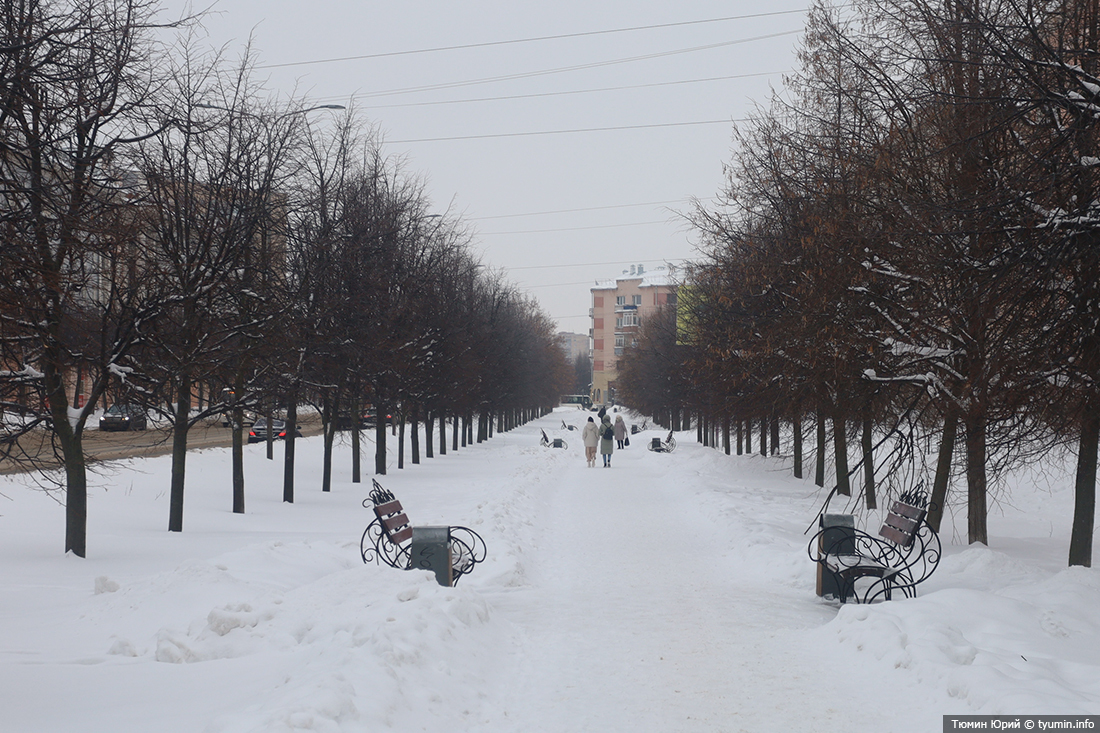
[{"xmin": 1, "ymin": 407, "xmax": 1097, "ymax": 732}]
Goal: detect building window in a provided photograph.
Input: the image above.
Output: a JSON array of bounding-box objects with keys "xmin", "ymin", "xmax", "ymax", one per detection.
[
  {"xmin": 621, "ymin": 313, "xmax": 637, "ymax": 327},
  {"xmin": 615, "ymin": 335, "xmax": 625, "ymax": 347},
  {"xmin": 616, "ymin": 295, "xmax": 625, "ymax": 306},
  {"xmin": 632, "ymin": 294, "xmax": 642, "ymax": 305},
  {"xmin": 614, "ymin": 347, "xmax": 624, "ymax": 356},
  {"xmin": 615, "ymin": 316, "xmax": 622, "ymax": 328}
]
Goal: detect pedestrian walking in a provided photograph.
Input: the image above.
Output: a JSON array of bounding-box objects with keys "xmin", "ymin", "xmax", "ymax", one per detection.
[
  {"xmin": 613, "ymin": 414, "xmax": 627, "ymax": 450},
  {"xmin": 600, "ymin": 413, "xmax": 615, "ymax": 467},
  {"xmin": 581, "ymin": 416, "xmax": 600, "ymax": 467}
]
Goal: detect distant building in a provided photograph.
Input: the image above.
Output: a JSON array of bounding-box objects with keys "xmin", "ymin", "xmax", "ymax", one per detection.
[
  {"xmin": 590, "ymin": 264, "xmax": 677, "ymax": 406},
  {"xmin": 556, "ymin": 331, "xmax": 589, "ymax": 365}
]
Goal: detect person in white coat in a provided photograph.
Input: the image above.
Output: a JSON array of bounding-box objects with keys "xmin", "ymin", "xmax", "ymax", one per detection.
[{"xmin": 581, "ymin": 416, "xmax": 600, "ymax": 467}]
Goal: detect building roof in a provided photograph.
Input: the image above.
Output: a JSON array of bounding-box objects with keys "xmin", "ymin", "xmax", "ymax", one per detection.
[{"xmin": 591, "ymin": 268, "xmax": 677, "ymax": 291}]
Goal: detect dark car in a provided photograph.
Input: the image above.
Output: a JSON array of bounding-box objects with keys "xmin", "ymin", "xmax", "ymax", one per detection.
[
  {"xmin": 99, "ymin": 404, "xmax": 148, "ymax": 431},
  {"xmin": 248, "ymin": 418, "xmax": 303, "ymax": 443}
]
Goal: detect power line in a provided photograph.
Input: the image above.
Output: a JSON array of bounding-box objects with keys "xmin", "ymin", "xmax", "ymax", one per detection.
[
  {"xmin": 257, "ymin": 9, "xmax": 812, "ymax": 70},
  {"xmin": 481, "ymin": 219, "xmax": 671, "ymax": 236},
  {"xmin": 505, "ymin": 258, "xmax": 689, "ymax": 271},
  {"xmin": 349, "ymin": 70, "xmax": 785, "ymax": 111},
  {"xmin": 351, "ymin": 30, "xmax": 801, "ymax": 100},
  {"xmin": 470, "ymin": 199, "xmax": 696, "ymax": 221},
  {"xmin": 391, "ymin": 117, "xmax": 737, "ymax": 144}
]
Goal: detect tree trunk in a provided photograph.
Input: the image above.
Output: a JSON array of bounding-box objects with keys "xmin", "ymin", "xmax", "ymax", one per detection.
[
  {"xmin": 793, "ymin": 408, "xmax": 803, "ymax": 479},
  {"xmin": 375, "ymin": 403, "xmax": 387, "ymax": 475},
  {"xmin": 232, "ymin": 403, "xmax": 245, "ymax": 513},
  {"xmin": 265, "ymin": 403, "xmax": 274, "ymax": 460},
  {"xmin": 439, "ymin": 413, "xmax": 447, "ymax": 455},
  {"xmin": 723, "ymin": 415, "xmax": 731, "ymax": 455},
  {"xmin": 927, "ymin": 408, "xmax": 957, "ymax": 533},
  {"xmin": 47, "ymin": 347, "xmax": 88, "ymax": 555},
  {"xmin": 770, "ymin": 413, "xmax": 780, "ymax": 456},
  {"xmin": 964, "ymin": 412, "xmax": 988, "ymax": 545},
  {"xmin": 760, "ymin": 416, "xmax": 767, "ymax": 456},
  {"xmin": 736, "ymin": 419, "xmax": 743, "ymax": 455},
  {"xmin": 745, "ymin": 418, "xmax": 752, "ymax": 453},
  {"xmin": 232, "ymin": 370, "xmax": 245, "ymax": 513},
  {"xmin": 833, "ymin": 415, "xmax": 850, "ymax": 496},
  {"xmin": 1069, "ymin": 410, "xmax": 1099, "ymax": 567},
  {"xmin": 321, "ymin": 394, "xmax": 335, "ymax": 492},
  {"xmin": 398, "ymin": 408, "xmax": 406, "ymax": 469},
  {"xmin": 862, "ymin": 414, "xmax": 876, "ymax": 510},
  {"xmin": 169, "ymin": 373, "xmax": 192, "ymax": 530},
  {"xmin": 283, "ymin": 389, "xmax": 299, "ymax": 502},
  {"xmin": 815, "ymin": 412, "xmax": 826, "ymax": 487},
  {"xmin": 411, "ymin": 404, "xmax": 421, "ymax": 464},
  {"xmin": 452, "ymin": 412, "xmax": 460, "ymax": 452},
  {"xmin": 425, "ymin": 409, "xmax": 434, "ymax": 458}
]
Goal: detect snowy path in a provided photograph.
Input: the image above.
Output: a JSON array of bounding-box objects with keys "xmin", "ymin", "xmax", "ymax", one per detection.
[
  {"xmin": 4, "ymin": 408, "xmax": 1097, "ymax": 732},
  {"xmin": 472, "ymin": 427, "xmax": 944, "ymax": 732}
]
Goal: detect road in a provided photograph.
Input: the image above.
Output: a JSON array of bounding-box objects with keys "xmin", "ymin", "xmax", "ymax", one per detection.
[{"xmin": 0, "ymin": 415, "xmax": 325, "ymax": 474}]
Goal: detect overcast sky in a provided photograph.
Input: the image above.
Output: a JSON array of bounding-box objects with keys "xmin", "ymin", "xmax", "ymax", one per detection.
[{"xmin": 160, "ymin": 1, "xmax": 809, "ymax": 332}]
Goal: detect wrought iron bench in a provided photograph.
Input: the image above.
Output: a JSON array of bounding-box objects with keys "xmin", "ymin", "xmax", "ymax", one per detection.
[
  {"xmin": 647, "ymin": 430, "xmax": 676, "ymax": 453},
  {"xmin": 540, "ymin": 429, "xmax": 568, "ymax": 449},
  {"xmin": 808, "ymin": 490, "xmax": 941, "ymax": 603},
  {"xmin": 361, "ymin": 480, "xmax": 487, "ymax": 586}
]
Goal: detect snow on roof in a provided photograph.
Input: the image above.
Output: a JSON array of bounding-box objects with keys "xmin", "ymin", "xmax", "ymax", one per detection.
[{"xmin": 591, "ymin": 268, "xmax": 677, "ymax": 290}]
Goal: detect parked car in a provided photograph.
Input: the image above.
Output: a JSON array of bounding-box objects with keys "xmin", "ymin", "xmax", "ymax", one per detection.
[
  {"xmin": 247, "ymin": 418, "xmax": 302, "ymax": 443},
  {"xmin": 333, "ymin": 412, "xmax": 373, "ymax": 430},
  {"xmin": 99, "ymin": 404, "xmax": 148, "ymax": 431}
]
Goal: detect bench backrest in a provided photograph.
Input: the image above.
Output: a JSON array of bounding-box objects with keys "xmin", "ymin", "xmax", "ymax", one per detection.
[
  {"xmin": 878, "ymin": 500, "xmax": 926, "ymax": 549},
  {"xmin": 369, "ymin": 480, "xmax": 414, "ymax": 546}
]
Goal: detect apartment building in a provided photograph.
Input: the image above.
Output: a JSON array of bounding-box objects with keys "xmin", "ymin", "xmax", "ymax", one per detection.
[
  {"xmin": 590, "ymin": 264, "xmax": 676, "ymax": 406},
  {"xmin": 556, "ymin": 331, "xmax": 590, "ymax": 365}
]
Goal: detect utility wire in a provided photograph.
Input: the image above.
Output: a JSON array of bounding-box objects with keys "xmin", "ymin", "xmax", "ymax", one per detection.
[
  {"xmin": 481, "ymin": 219, "xmax": 671, "ymax": 235},
  {"xmin": 257, "ymin": 9, "xmax": 813, "ymax": 70},
  {"xmin": 390, "ymin": 117, "xmax": 739, "ymax": 144},
  {"xmin": 349, "ymin": 30, "xmax": 801, "ymax": 100},
  {"xmin": 470, "ymin": 200, "xmax": 686, "ymax": 221},
  {"xmin": 346, "ymin": 70, "xmax": 784, "ymax": 110},
  {"xmin": 505, "ymin": 258, "xmax": 689, "ymax": 271}
]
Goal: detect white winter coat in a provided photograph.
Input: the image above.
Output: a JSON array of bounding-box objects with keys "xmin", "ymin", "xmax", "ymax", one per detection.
[{"xmin": 581, "ymin": 421, "xmax": 600, "ymax": 448}]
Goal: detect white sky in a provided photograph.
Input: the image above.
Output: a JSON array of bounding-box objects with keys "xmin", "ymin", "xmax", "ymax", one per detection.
[{"xmin": 160, "ymin": 1, "xmax": 808, "ymax": 331}]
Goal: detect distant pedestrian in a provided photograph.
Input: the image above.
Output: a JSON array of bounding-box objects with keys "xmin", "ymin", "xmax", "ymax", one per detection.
[
  {"xmin": 581, "ymin": 417, "xmax": 600, "ymax": 467},
  {"xmin": 600, "ymin": 413, "xmax": 614, "ymax": 467},
  {"xmin": 613, "ymin": 414, "xmax": 627, "ymax": 449}
]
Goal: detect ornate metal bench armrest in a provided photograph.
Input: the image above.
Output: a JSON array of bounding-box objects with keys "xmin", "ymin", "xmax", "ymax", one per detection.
[{"xmin": 447, "ymin": 525, "xmax": 488, "ymax": 585}]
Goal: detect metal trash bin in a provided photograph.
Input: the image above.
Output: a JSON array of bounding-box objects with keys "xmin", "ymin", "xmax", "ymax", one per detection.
[
  {"xmin": 816, "ymin": 514, "xmax": 855, "ymax": 599},
  {"xmin": 651, "ymin": 437, "xmax": 662, "ymax": 450},
  {"xmin": 411, "ymin": 526, "xmax": 453, "ymax": 587},
  {"xmin": 553, "ymin": 438, "xmax": 564, "ymax": 448},
  {"xmin": 631, "ymin": 425, "xmax": 639, "ymax": 434}
]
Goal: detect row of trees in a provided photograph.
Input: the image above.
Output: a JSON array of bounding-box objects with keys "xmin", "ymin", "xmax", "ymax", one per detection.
[
  {"xmin": 620, "ymin": 0, "xmax": 1100, "ymax": 566},
  {"xmin": 0, "ymin": 0, "xmax": 569, "ymax": 557}
]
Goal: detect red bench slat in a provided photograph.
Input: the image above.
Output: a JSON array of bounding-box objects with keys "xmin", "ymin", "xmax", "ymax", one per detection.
[
  {"xmin": 884, "ymin": 513, "xmax": 918, "ymax": 535},
  {"xmin": 375, "ymin": 499, "xmax": 403, "ymax": 517},
  {"xmin": 383, "ymin": 513, "xmax": 411, "ymax": 533},
  {"xmin": 890, "ymin": 501, "xmax": 924, "ymax": 521},
  {"xmin": 389, "ymin": 526, "xmax": 413, "ymax": 545}
]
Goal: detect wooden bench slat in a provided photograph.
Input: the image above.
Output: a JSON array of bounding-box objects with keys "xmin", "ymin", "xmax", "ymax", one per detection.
[
  {"xmin": 890, "ymin": 501, "xmax": 924, "ymax": 521},
  {"xmin": 383, "ymin": 513, "xmax": 411, "ymax": 533},
  {"xmin": 884, "ymin": 513, "xmax": 919, "ymax": 535},
  {"xmin": 879, "ymin": 524, "xmax": 913, "ymax": 546},
  {"xmin": 389, "ymin": 526, "xmax": 413, "ymax": 545},
  {"xmin": 375, "ymin": 499, "xmax": 404, "ymax": 516}
]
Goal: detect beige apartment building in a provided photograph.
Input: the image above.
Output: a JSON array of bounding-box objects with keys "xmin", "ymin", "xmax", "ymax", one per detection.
[{"xmin": 590, "ymin": 264, "xmax": 676, "ymax": 406}]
